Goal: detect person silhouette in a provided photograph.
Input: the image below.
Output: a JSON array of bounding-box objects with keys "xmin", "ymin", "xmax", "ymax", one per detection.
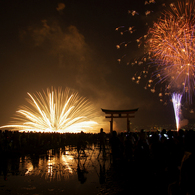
[
  {"xmin": 77, "ymin": 158, "xmax": 87, "ymax": 184},
  {"xmin": 98, "ymin": 128, "xmax": 106, "ymax": 158}
]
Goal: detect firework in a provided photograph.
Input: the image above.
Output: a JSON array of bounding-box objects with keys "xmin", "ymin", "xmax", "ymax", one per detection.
[
  {"xmin": 172, "ymin": 93, "xmax": 182, "ymax": 130},
  {"xmin": 117, "ymin": 1, "xmax": 195, "ymax": 103},
  {"xmin": 0, "ymin": 87, "xmax": 98, "ymax": 133},
  {"xmin": 146, "ymin": 0, "xmax": 195, "ymax": 102},
  {"xmin": 145, "ymin": 0, "xmax": 195, "ymax": 130},
  {"xmin": 117, "ymin": 1, "xmax": 195, "ymax": 130}
]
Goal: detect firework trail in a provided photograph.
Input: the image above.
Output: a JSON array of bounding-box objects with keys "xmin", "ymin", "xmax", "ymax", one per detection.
[
  {"xmin": 172, "ymin": 93, "xmax": 182, "ymax": 130},
  {"xmin": 0, "ymin": 87, "xmax": 98, "ymax": 133}
]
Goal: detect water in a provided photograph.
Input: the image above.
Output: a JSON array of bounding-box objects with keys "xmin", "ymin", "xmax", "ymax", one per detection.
[{"xmin": 0, "ymin": 144, "xmax": 111, "ymax": 195}]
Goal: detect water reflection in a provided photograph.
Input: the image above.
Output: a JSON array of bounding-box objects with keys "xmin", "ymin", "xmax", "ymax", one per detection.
[{"xmin": 0, "ymin": 144, "xmax": 111, "ymax": 186}]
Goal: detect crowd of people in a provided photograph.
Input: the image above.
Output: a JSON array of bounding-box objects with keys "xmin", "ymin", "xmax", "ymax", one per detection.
[
  {"xmin": 0, "ymin": 128, "xmax": 195, "ymax": 194},
  {"xmin": 0, "ymin": 130, "xmax": 100, "ymax": 154},
  {"xmin": 107, "ymin": 129, "xmax": 195, "ymax": 195}
]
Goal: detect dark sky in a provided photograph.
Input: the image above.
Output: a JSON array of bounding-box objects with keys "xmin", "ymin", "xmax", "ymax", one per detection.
[{"xmin": 0, "ymin": 0, "xmax": 193, "ymax": 132}]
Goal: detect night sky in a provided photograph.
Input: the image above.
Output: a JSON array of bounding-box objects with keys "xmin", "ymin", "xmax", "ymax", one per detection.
[{"xmin": 0, "ymin": 0, "xmax": 193, "ymax": 132}]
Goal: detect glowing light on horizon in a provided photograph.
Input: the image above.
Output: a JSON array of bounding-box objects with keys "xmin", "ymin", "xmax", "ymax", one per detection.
[
  {"xmin": 172, "ymin": 93, "xmax": 182, "ymax": 131},
  {"xmin": 0, "ymin": 87, "xmax": 98, "ymax": 133}
]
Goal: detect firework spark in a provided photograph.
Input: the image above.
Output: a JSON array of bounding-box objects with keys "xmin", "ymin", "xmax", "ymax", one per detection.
[
  {"xmin": 0, "ymin": 87, "xmax": 98, "ymax": 133},
  {"xmin": 172, "ymin": 93, "xmax": 182, "ymax": 131}
]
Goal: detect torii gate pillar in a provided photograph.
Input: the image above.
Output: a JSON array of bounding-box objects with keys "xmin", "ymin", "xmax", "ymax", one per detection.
[{"xmin": 110, "ymin": 119, "xmax": 113, "ymax": 133}]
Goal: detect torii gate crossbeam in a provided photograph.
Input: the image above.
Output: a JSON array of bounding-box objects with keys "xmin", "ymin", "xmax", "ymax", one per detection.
[{"xmin": 101, "ymin": 108, "xmax": 139, "ymax": 133}]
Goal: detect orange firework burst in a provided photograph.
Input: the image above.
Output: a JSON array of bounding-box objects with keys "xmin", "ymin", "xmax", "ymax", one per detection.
[
  {"xmin": 147, "ymin": 0, "xmax": 195, "ymax": 102},
  {"xmin": 116, "ymin": 0, "xmax": 195, "ymax": 104}
]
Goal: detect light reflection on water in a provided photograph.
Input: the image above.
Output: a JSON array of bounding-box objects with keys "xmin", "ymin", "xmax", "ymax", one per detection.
[
  {"xmin": 0, "ymin": 144, "xmax": 111, "ymax": 195},
  {"xmin": 23, "ymin": 148, "xmax": 75, "ymax": 180}
]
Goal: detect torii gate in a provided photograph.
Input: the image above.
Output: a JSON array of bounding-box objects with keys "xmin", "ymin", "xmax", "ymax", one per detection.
[{"xmin": 101, "ymin": 108, "xmax": 139, "ymax": 133}]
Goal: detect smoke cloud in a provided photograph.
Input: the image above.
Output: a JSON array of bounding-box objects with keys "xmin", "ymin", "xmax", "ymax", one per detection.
[
  {"xmin": 180, "ymin": 119, "xmax": 189, "ymax": 128},
  {"xmin": 56, "ymin": 3, "xmax": 65, "ymax": 12}
]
